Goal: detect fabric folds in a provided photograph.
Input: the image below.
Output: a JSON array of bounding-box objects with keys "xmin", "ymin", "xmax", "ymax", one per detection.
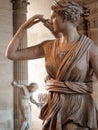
[{"xmin": 39, "ymin": 35, "xmax": 98, "ymax": 130}]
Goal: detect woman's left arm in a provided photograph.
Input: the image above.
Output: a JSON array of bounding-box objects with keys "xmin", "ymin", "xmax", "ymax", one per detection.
[{"xmin": 90, "ymin": 43, "xmax": 98, "ymax": 80}]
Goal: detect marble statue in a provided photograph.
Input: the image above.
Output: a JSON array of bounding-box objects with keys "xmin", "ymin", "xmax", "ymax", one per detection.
[
  {"xmin": 12, "ymin": 81, "xmax": 40, "ymax": 130},
  {"xmin": 6, "ymin": 0, "xmax": 98, "ymax": 130}
]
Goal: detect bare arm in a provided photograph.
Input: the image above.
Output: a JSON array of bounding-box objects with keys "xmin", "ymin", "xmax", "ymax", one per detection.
[
  {"xmin": 12, "ymin": 81, "xmax": 29, "ymax": 96},
  {"xmin": 5, "ymin": 15, "xmax": 51, "ymax": 61},
  {"xmin": 30, "ymin": 96, "xmax": 37, "ymax": 104},
  {"xmin": 30, "ymin": 96, "xmax": 42, "ymax": 108},
  {"xmin": 90, "ymin": 43, "xmax": 98, "ymax": 80}
]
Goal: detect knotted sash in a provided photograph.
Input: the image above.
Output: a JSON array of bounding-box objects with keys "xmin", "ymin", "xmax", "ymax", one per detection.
[{"xmin": 46, "ymin": 79, "xmax": 93, "ymax": 94}]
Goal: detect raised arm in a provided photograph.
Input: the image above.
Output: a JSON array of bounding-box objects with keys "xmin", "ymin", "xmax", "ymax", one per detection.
[
  {"xmin": 5, "ymin": 15, "xmax": 51, "ymax": 61},
  {"xmin": 12, "ymin": 81, "xmax": 29, "ymax": 96},
  {"xmin": 89, "ymin": 43, "xmax": 98, "ymax": 80}
]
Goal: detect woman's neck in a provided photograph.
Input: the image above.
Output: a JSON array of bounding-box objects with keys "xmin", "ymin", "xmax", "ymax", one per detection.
[{"xmin": 61, "ymin": 25, "xmax": 80, "ymax": 44}]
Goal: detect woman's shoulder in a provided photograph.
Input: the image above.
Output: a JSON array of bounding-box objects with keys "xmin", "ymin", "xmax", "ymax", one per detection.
[
  {"xmin": 41, "ymin": 38, "xmax": 56, "ymax": 52},
  {"xmin": 81, "ymin": 35, "xmax": 96, "ymax": 49},
  {"xmin": 80, "ymin": 35, "xmax": 98, "ymax": 59},
  {"xmin": 42, "ymin": 39, "xmax": 54, "ymax": 47},
  {"xmin": 89, "ymin": 40, "xmax": 98, "ymax": 58}
]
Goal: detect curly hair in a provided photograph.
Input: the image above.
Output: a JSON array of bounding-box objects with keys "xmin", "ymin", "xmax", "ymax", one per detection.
[{"xmin": 51, "ymin": 0, "xmax": 83, "ymax": 26}]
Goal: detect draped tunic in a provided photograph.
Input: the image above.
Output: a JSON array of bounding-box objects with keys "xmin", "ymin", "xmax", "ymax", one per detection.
[{"xmin": 39, "ymin": 35, "xmax": 98, "ymax": 130}]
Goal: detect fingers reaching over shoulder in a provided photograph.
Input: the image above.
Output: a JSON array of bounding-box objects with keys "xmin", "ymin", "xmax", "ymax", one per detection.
[
  {"xmin": 40, "ymin": 17, "xmax": 61, "ymax": 38},
  {"xmin": 22, "ymin": 14, "xmax": 44, "ymax": 29},
  {"xmin": 40, "ymin": 17, "xmax": 53, "ymax": 31}
]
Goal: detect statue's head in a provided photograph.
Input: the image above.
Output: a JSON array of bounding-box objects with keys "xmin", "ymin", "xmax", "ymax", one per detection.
[
  {"xmin": 27, "ymin": 83, "xmax": 39, "ymax": 92},
  {"xmin": 51, "ymin": 0, "xmax": 83, "ymax": 26}
]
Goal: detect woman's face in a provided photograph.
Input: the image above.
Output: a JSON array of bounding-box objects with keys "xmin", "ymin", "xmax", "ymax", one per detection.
[{"xmin": 50, "ymin": 10, "xmax": 65, "ymax": 33}]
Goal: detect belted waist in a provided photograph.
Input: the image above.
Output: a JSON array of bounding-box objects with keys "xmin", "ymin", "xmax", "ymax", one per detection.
[{"xmin": 45, "ymin": 80, "xmax": 93, "ymax": 94}]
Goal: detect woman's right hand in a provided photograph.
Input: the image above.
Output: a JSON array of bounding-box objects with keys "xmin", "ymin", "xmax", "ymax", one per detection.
[
  {"xmin": 40, "ymin": 17, "xmax": 61, "ymax": 38},
  {"xmin": 21, "ymin": 14, "xmax": 44, "ymax": 29},
  {"xmin": 40, "ymin": 17, "xmax": 54, "ymax": 32}
]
